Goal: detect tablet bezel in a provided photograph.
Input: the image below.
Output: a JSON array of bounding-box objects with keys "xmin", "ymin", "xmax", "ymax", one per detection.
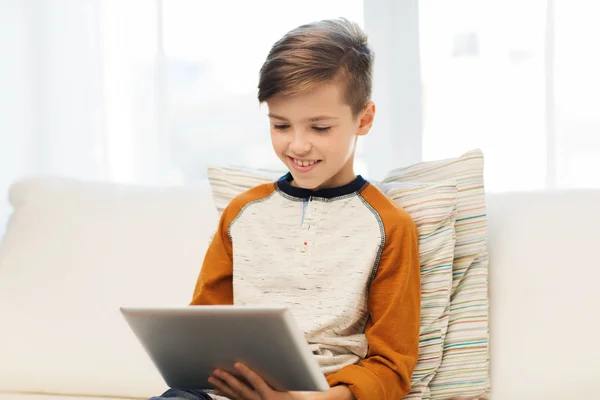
[{"xmin": 120, "ymin": 305, "xmax": 329, "ymax": 392}]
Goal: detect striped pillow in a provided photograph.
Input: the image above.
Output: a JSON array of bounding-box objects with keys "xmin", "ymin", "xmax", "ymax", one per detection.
[
  {"xmin": 377, "ymin": 181, "xmax": 457, "ymax": 400},
  {"xmin": 207, "ymin": 166, "xmax": 282, "ymax": 216},
  {"xmin": 207, "ymin": 167, "xmax": 459, "ymax": 399},
  {"xmin": 383, "ymin": 149, "xmax": 490, "ymax": 399}
]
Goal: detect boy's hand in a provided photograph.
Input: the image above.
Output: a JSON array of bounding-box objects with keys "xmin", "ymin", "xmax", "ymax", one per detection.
[{"xmin": 208, "ymin": 362, "xmax": 306, "ymax": 399}]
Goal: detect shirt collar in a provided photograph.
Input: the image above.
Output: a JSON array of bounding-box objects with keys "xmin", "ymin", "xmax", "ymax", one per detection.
[{"xmin": 275, "ymin": 172, "xmax": 368, "ymax": 200}]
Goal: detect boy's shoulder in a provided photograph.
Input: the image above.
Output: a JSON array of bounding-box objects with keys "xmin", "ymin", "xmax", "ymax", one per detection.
[
  {"xmin": 361, "ymin": 183, "xmax": 416, "ymax": 232},
  {"xmin": 222, "ymin": 182, "xmax": 277, "ymax": 218}
]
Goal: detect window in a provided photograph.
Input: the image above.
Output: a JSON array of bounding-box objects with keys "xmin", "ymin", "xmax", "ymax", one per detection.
[
  {"xmin": 419, "ymin": 0, "xmax": 549, "ymax": 191},
  {"xmin": 419, "ymin": 0, "xmax": 600, "ymax": 191},
  {"xmin": 553, "ymin": 0, "xmax": 600, "ymax": 188}
]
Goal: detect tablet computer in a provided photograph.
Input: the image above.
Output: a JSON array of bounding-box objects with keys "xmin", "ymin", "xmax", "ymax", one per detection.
[{"xmin": 120, "ymin": 305, "xmax": 329, "ymax": 392}]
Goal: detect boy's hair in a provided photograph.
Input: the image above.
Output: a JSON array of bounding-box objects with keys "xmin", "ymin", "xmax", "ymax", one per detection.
[{"xmin": 258, "ymin": 18, "xmax": 374, "ymax": 117}]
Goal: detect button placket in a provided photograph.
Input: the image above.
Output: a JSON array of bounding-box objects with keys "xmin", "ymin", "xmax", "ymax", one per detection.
[
  {"xmin": 300, "ymin": 197, "xmax": 315, "ymax": 255},
  {"xmin": 300, "ymin": 220, "xmax": 311, "ymax": 254}
]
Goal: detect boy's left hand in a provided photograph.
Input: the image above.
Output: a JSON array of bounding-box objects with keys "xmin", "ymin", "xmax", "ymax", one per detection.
[{"xmin": 209, "ymin": 362, "xmax": 307, "ymax": 400}]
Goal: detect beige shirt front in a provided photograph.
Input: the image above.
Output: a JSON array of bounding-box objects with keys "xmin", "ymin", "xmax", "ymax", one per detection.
[{"xmin": 191, "ymin": 174, "xmax": 421, "ymax": 399}]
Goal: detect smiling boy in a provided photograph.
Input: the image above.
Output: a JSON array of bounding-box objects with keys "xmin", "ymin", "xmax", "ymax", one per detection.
[{"xmin": 151, "ymin": 18, "xmax": 421, "ymax": 400}]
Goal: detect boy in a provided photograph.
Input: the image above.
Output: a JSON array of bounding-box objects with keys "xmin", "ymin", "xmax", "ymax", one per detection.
[{"xmin": 152, "ymin": 17, "xmax": 420, "ymax": 400}]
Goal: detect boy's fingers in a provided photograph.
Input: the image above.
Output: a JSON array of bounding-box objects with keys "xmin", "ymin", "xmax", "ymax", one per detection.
[
  {"xmin": 209, "ymin": 376, "xmax": 241, "ymax": 400},
  {"xmin": 235, "ymin": 362, "xmax": 271, "ymax": 396},
  {"xmin": 213, "ymin": 368, "xmax": 259, "ymax": 400}
]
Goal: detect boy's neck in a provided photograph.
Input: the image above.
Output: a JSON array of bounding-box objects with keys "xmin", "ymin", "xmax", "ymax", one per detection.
[{"xmin": 278, "ymin": 173, "xmax": 366, "ymax": 200}]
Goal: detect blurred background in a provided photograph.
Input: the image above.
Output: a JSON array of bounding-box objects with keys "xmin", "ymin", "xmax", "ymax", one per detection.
[{"xmin": 1, "ymin": 0, "xmax": 599, "ymax": 230}]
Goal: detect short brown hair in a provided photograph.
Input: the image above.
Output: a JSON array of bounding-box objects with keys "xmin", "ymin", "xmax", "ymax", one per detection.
[{"xmin": 258, "ymin": 18, "xmax": 374, "ymax": 117}]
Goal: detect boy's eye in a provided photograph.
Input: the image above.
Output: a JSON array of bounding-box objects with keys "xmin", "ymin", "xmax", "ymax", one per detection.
[
  {"xmin": 313, "ymin": 126, "xmax": 331, "ymax": 133},
  {"xmin": 273, "ymin": 124, "xmax": 290, "ymax": 131}
]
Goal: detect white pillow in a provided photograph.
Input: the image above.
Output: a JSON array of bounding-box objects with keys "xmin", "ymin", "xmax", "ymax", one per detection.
[{"xmin": 0, "ymin": 176, "xmax": 218, "ymax": 398}]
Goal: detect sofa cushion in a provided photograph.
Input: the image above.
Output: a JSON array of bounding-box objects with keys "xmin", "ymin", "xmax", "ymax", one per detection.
[
  {"xmin": 0, "ymin": 177, "xmax": 218, "ymax": 398},
  {"xmin": 486, "ymin": 190, "xmax": 600, "ymax": 399}
]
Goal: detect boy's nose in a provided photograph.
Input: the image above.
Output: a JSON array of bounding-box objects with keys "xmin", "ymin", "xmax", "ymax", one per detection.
[{"xmin": 289, "ymin": 134, "xmax": 312, "ymax": 154}]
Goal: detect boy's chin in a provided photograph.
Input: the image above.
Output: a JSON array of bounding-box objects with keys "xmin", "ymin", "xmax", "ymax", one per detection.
[{"xmin": 288, "ymin": 174, "xmax": 323, "ymax": 190}]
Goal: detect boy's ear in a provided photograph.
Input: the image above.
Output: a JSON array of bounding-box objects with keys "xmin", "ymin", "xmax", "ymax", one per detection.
[{"xmin": 357, "ymin": 102, "xmax": 376, "ymax": 136}]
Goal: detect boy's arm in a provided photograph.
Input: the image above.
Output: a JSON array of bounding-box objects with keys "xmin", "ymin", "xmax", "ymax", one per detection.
[
  {"xmin": 189, "ymin": 207, "xmax": 235, "ymax": 306},
  {"xmin": 190, "ymin": 184, "xmax": 275, "ymax": 305},
  {"xmin": 326, "ymin": 216, "xmax": 421, "ymax": 400}
]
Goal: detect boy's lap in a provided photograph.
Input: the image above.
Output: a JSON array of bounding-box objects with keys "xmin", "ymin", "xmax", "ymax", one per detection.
[{"xmin": 149, "ymin": 388, "xmax": 216, "ymax": 400}]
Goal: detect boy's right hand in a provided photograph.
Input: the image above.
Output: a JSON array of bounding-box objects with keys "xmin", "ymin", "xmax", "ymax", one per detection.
[
  {"xmin": 209, "ymin": 362, "xmax": 354, "ymax": 400},
  {"xmin": 209, "ymin": 362, "xmax": 309, "ymax": 399}
]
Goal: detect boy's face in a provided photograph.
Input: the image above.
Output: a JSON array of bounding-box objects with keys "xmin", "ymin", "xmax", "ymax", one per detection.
[{"xmin": 267, "ymin": 81, "xmax": 375, "ymax": 190}]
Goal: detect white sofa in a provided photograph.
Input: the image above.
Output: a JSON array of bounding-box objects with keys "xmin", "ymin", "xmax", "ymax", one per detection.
[{"xmin": 0, "ymin": 177, "xmax": 598, "ymax": 400}]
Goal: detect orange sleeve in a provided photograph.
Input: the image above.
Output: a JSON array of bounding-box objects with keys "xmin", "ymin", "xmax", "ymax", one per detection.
[
  {"xmin": 327, "ymin": 187, "xmax": 421, "ymax": 399},
  {"xmin": 190, "ymin": 183, "xmax": 275, "ymax": 306}
]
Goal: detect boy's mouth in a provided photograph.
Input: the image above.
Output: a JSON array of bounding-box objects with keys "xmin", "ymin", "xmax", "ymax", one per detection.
[{"xmin": 289, "ymin": 157, "xmax": 321, "ymax": 173}]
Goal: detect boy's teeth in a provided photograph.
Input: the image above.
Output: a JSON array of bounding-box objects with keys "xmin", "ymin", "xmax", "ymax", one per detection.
[{"xmin": 295, "ymin": 159, "xmax": 316, "ymax": 167}]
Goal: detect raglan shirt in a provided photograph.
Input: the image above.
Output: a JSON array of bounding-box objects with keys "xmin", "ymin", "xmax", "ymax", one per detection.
[{"xmin": 191, "ymin": 174, "xmax": 421, "ymax": 399}]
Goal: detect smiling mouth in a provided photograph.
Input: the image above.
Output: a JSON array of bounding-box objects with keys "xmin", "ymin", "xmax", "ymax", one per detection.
[
  {"xmin": 290, "ymin": 157, "xmax": 321, "ymax": 167},
  {"xmin": 288, "ymin": 157, "xmax": 322, "ymax": 172}
]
